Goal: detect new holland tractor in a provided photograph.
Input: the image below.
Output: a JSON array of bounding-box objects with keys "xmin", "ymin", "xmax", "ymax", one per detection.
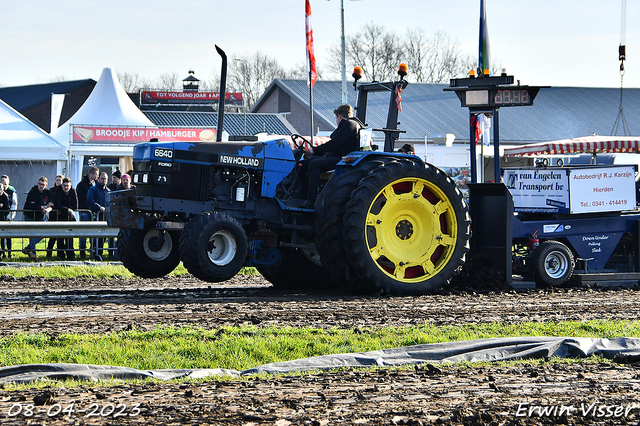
[{"xmin": 106, "ymin": 46, "xmax": 471, "ymax": 295}]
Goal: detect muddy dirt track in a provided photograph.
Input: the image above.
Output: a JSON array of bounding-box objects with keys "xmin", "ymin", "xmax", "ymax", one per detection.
[{"xmin": 1, "ymin": 274, "xmax": 640, "ymax": 425}]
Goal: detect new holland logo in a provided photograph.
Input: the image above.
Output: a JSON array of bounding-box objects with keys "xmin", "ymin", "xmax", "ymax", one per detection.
[{"xmin": 219, "ymin": 155, "xmax": 262, "ymax": 168}]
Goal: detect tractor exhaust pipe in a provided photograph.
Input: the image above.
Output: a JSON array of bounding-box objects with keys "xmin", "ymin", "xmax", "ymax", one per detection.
[{"xmin": 215, "ymin": 45, "xmax": 227, "ymax": 142}]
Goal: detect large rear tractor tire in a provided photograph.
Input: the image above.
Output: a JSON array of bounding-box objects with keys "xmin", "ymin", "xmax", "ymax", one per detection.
[
  {"xmin": 179, "ymin": 212, "xmax": 248, "ymax": 282},
  {"xmin": 343, "ymin": 161, "xmax": 471, "ymax": 295},
  {"xmin": 117, "ymin": 227, "xmax": 181, "ymax": 278},
  {"xmin": 257, "ymin": 246, "xmax": 334, "ymax": 290},
  {"xmin": 530, "ymin": 240, "xmax": 574, "ymax": 288},
  {"xmin": 314, "ymin": 159, "xmax": 387, "ymax": 292}
]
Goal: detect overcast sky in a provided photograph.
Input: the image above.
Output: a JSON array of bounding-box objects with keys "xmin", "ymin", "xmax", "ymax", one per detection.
[{"xmin": 1, "ymin": 0, "xmax": 638, "ymax": 89}]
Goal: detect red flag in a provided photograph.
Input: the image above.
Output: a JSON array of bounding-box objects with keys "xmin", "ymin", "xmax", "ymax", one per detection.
[
  {"xmin": 395, "ymin": 83, "xmax": 403, "ymax": 111},
  {"xmin": 470, "ymin": 115, "xmax": 481, "ymax": 145},
  {"xmin": 305, "ymin": 0, "xmax": 317, "ymax": 87}
]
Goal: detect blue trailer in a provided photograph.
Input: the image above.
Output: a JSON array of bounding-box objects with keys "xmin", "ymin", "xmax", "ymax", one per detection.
[{"xmin": 469, "ymin": 163, "xmax": 640, "ymax": 288}]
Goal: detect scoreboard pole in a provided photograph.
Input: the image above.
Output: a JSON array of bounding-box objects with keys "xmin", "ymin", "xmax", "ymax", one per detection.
[
  {"xmin": 469, "ymin": 111, "xmax": 478, "ymax": 183},
  {"xmin": 493, "ymin": 109, "xmax": 499, "ymax": 183}
]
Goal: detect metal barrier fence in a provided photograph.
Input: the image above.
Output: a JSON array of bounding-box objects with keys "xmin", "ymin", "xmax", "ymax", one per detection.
[{"xmin": 0, "ymin": 209, "xmax": 119, "ymax": 261}]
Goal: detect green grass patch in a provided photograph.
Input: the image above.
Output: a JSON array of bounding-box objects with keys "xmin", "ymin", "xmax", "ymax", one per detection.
[
  {"xmin": 1, "ymin": 320, "xmax": 638, "ymax": 372},
  {"xmin": 0, "ymin": 262, "xmax": 258, "ymax": 278}
]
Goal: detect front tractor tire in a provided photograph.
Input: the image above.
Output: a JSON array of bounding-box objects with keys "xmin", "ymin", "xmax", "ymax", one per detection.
[
  {"xmin": 343, "ymin": 161, "xmax": 471, "ymax": 295},
  {"xmin": 117, "ymin": 227, "xmax": 181, "ymax": 278},
  {"xmin": 179, "ymin": 212, "xmax": 248, "ymax": 283}
]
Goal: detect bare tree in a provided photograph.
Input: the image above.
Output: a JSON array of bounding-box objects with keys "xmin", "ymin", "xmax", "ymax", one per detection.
[
  {"xmin": 198, "ymin": 70, "xmax": 219, "ymax": 92},
  {"xmin": 47, "ymin": 75, "xmax": 69, "ymax": 83},
  {"xmin": 403, "ymin": 30, "xmax": 467, "ymax": 83},
  {"xmin": 154, "ymin": 72, "xmax": 182, "ymax": 90},
  {"xmin": 228, "ymin": 52, "xmax": 288, "ymax": 109},
  {"xmin": 329, "ymin": 25, "xmax": 490, "ymax": 84},
  {"xmin": 404, "ymin": 28, "xmax": 428, "ymax": 82},
  {"xmin": 285, "ymin": 61, "xmax": 323, "ymax": 81},
  {"xmin": 117, "ymin": 72, "xmax": 150, "ymax": 93},
  {"xmin": 330, "ymin": 22, "xmax": 405, "ymax": 82}
]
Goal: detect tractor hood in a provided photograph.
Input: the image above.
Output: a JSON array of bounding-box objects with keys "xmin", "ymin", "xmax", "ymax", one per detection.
[{"xmin": 132, "ymin": 138, "xmax": 295, "ymax": 170}]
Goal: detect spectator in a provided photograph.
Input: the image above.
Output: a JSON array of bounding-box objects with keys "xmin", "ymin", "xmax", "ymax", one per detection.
[
  {"xmin": 117, "ymin": 173, "xmax": 135, "ymax": 190},
  {"xmin": 22, "ymin": 176, "xmax": 54, "ymax": 261},
  {"xmin": 54, "ymin": 177, "xmax": 79, "ymax": 260},
  {"xmin": 0, "ymin": 182, "xmax": 11, "ymax": 258},
  {"xmin": 46, "ymin": 174, "xmax": 64, "ymax": 258},
  {"xmin": 107, "ymin": 170, "xmax": 121, "ymax": 191},
  {"xmin": 397, "ymin": 144, "xmax": 416, "ymax": 155},
  {"xmin": 87, "ymin": 172, "xmax": 110, "ymax": 259},
  {"xmin": 106, "ymin": 170, "xmax": 121, "ymax": 257},
  {"xmin": 76, "ymin": 166, "xmax": 99, "ymax": 259},
  {"xmin": 0, "ymin": 175, "xmax": 17, "ymax": 258}
]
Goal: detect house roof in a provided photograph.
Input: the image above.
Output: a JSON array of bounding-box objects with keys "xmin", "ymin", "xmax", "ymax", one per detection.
[
  {"xmin": 254, "ymin": 79, "xmax": 640, "ymax": 144},
  {"xmin": 142, "ymin": 111, "xmax": 296, "ymax": 136},
  {"xmin": 0, "ymin": 79, "xmax": 95, "ymax": 112}
]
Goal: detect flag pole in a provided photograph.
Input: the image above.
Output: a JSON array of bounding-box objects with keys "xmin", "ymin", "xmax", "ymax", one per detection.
[
  {"xmin": 305, "ymin": 0, "xmax": 317, "ymax": 147},
  {"xmin": 478, "ymin": 0, "xmax": 490, "ymax": 183},
  {"xmin": 309, "ymin": 64, "xmax": 315, "ymax": 147}
]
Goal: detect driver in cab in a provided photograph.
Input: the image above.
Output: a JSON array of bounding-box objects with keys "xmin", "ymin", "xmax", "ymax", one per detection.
[{"xmin": 299, "ymin": 104, "xmax": 363, "ymax": 208}]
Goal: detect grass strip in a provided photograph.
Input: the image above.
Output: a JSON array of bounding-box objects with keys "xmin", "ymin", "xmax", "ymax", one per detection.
[
  {"xmin": 1, "ymin": 320, "xmax": 638, "ymax": 372},
  {"xmin": 0, "ymin": 264, "xmax": 258, "ymax": 278}
]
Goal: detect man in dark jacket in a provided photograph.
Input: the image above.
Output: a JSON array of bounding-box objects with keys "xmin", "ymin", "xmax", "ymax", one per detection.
[
  {"xmin": 299, "ymin": 104, "xmax": 362, "ymax": 208},
  {"xmin": 0, "ymin": 175, "xmax": 16, "ymax": 258},
  {"xmin": 75, "ymin": 166, "xmax": 98, "ymax": 259},
  {"xmin": 0, "ymin": 183, "xmax": 11, "ymax": 231},
  {"xmin": 54, "ymin": 177, "xmax": 79, "ymax": 260},
  {"xmin": 22, "ymin": 176, "xmax": 54, "ymax": 260},
  {"xmin": 107, "ymin": 170, "xmax": 121, "ymax": 191},
  {"xmin": 45, "ymin": 174, "xmax": 63, "ymax": 258},
  {"xmin": 87, "ymin": 172, "xmax": 110, "ymax": 259}
]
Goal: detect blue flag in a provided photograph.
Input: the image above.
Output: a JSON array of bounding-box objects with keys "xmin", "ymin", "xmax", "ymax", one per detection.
[{"xmin": 478, "ymin": 0, "xmax": 490, "ymax": 75}]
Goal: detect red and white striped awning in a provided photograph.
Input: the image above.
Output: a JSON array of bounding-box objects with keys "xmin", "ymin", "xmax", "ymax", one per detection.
[{"xmin": 503, "ymin": 136, "xmax": 640, "ymax": 157}]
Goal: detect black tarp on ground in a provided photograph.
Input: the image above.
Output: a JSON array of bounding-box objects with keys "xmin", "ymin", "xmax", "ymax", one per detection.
[{"xmin": 2, "ymin": 337, "xmax": 640, "ymax": 384}]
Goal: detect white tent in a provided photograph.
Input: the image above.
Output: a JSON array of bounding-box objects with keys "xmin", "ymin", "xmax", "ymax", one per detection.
[
  {"xmin": 0, "ymin": 100, "xmax": 67, "ymax": 195},
  {"xmin": 51, "ymin": 67, "xmax": 156, "ymax": 184},
  {"xmin": 0, "ymin": 99, "xmax": 66, "ymax": 161}
]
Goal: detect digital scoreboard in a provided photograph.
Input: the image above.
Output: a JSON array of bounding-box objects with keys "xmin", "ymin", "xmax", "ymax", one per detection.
[
  {"xmin": 445, "ymin": 74, "xmax": 545, "ymax": 110},
  {"xmin": 461, "ymin": 87, "xmax": 539, "ymax": 108}
]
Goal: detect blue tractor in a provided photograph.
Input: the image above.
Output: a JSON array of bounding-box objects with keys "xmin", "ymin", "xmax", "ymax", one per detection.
[{"xmin": 106, "ymin": 47, "xmax": 471, "ymax": 295}]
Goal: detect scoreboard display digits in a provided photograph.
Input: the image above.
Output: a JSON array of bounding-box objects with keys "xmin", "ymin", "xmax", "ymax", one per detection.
[{"xmin": 494, "ymin": 89, "xmax": 531, "ymax": 106}]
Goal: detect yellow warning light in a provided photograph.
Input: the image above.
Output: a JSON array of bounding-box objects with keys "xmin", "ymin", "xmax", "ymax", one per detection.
[
  {"xmin": 483, "ymin": 69, "xmax": 490, "ymax": 76},
  {"xmin": 470, "ymin": 69, "xmax": 476, "ymax": 77},
  {"xmin": 397, "ymin": 63, "xmax": 408, "ymax": 77},
  {"xmin": 352, "ymin": 66, "xmax": 363, "ymax": 82}
]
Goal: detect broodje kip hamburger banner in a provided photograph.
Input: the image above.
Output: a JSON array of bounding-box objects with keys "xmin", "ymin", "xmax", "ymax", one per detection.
[{"xmin": 71, "ymin": 126, "xmax": 217, "ymax": 144}]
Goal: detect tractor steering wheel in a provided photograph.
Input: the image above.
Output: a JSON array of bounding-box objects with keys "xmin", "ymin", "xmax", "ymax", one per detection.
[{"xmin": 291, "ymin": 134, "xmax": 311, "ymax": 150}]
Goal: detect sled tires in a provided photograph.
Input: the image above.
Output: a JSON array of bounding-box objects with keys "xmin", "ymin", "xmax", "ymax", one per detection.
[
  {"xmin": 117, "ymin": 227, "xmax": 181, "ymax": 278},
  {"xmin": 257, "ymin": 247, "xmax": 334, "ymax": 291},
  {"xmin": 180, "ymin": 212, "xmax": 248, "ymax": 282},
  {"xmin": 343, "ymin": 161, "xmax": 471, "ymax": 295},
  {"xmin": 531, "ymin": 240, "xmax": 574, "ymax": 288}
]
